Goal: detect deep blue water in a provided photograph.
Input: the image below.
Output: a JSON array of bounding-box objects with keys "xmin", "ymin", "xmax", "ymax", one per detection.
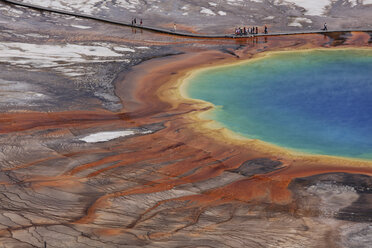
[{"xmin": 187, "ymin": 49, "xmax": 372, "ymax": 159}]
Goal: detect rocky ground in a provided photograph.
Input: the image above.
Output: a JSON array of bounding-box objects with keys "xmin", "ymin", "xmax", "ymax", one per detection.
[
  {"xmin": 15, "ymin": 0, "xmax": 372, "ymax": 33},
  {"xmin": 0, "ymin": 1, "xmax": 371, "ymax": 248}
]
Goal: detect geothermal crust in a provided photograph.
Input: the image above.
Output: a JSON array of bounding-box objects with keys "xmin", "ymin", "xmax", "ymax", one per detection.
[{"xmin": 0, "ymin": 1, "xmax": 371, "ymax": 247}]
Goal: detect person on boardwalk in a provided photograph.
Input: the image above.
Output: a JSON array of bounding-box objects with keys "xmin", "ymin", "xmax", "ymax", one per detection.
[
  {"xmin": 264, "ymin": 25, "xmax": 268, "ymax": 34},
  {"xmin": 134, "ymin": 18, "xmax": 137, "ymax": 25},
  {"xmin": 140, "ymin": 19, "xmax": 142, "ymax": 26},
  {"xmin": 323, "ymin": 23, "xmax": 327, "ymax": 31},
  {"xmin": 255, "ymin": 27, "xmax": 258, "ymax": 34},
  {"xmin": 174, "ymin": 23, "xmax": 177, "ymax": 32}
]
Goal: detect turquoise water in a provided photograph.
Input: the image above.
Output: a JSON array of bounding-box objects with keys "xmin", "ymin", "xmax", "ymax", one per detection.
[{"xmin": 187, "ymin": 49, "xmax": 372, "ymax": 159}]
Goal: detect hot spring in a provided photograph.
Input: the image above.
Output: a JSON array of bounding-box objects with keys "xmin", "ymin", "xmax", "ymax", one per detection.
[{"xmin": 186, "ymin": 49, "xmax": 372, "ymax": 159}]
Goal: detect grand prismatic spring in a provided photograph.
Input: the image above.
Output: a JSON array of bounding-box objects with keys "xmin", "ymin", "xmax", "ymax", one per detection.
[
  {"xmin": 186, "ymin": 49, "xmax": 372, "ymax": 159},
  {"xmin": 0, "ymin": 0, "xmax": 372, "ymax": 247}
]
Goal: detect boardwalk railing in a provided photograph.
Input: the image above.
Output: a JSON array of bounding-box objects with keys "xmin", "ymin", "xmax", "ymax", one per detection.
[{"xmin": 2, "ymin": 0, "xmax": 372, "ymax": 39}]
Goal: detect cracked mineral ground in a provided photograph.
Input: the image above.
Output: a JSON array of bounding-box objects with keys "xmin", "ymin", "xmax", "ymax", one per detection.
[{"xmin": 0, "ymin": 1, "xmax": 371, "ymax": 248}]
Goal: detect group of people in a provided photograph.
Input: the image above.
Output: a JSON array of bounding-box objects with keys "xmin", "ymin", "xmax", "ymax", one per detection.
[
  {"xmin": 234, "ymin": 25, "xmax": 268, "ymax": 36},
  {"xmin": 131, "ymin": 18, "xmax": 143, "ymax": 26},
  {"xmin": 234, "ymin": 22, "xmax": 328, "ymax": 36},
  {"xmin": 130, "ymin": 19, "xmax": 328, "ymax": 35}
]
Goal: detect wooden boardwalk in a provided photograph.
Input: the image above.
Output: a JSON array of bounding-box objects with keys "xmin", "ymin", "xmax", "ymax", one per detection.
[{"xmin": 2, "ymin": 0, "xmax": 372, "ymax": 39}]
